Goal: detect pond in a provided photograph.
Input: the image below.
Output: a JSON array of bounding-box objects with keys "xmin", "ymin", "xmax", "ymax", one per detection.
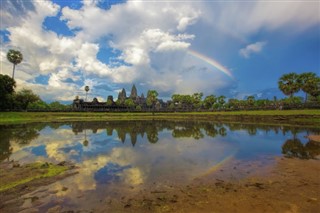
[{"xmin": 1, "ymin": 120, "xmax": 319, "ymax": 211}]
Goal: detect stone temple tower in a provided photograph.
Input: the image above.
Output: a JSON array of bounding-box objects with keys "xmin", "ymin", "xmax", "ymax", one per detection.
[{"xmin": 130, "ymin": 84, "xmax": 137, "ymax": 99}]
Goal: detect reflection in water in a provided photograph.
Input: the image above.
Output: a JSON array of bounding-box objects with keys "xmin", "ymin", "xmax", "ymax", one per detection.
[
  {"xmin": 282, "ymin": 139, "xmax": 320, "ymax": 159},
  {"xmin": 0, "ymin": 120, "xmax": 319, "ymax": 210},
  {"xmin": 1, "ymin": 121, "xmax": 319, "ymax": 160}
]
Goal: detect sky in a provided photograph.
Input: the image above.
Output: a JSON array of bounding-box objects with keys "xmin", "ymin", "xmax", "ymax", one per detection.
[{"xmin": 0, "ymin": 0, "xmax": 319, "ymax": 103}]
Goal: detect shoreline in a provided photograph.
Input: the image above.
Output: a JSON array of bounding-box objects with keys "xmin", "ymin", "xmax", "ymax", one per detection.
[
  {"xmin": 308, "ymin": 135, "xmax": 320, "ymax": 142},
  {"xmin": 0, "ymin": 157, "xmax": 319, "ymax": 212},
  {"xmin": 0, "ymin": 110, "xmax": 319, "ymax": 126}
]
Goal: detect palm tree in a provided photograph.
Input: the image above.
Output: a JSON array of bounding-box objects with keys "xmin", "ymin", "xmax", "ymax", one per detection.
[
  {"xmin": 7, "ymin": 49, "xmax": 23, "ymax": 79},
  {"xmin": 299, "ymin": 72, "xmax": 319, "ymax": 103},
  {"xmin": 247, "ymin": 96, "xmax": 255, "ymax": 106},
  {"xmin": 278, "ymin": 72, "xmax": 300, "ymax": 97},
  {"xmin": 85, "ymin": 86, "xmax": 89, "ymax": 101},
  {"xmin": 146, "ymin": 90, "xmax": 158, "ymax": 114}
]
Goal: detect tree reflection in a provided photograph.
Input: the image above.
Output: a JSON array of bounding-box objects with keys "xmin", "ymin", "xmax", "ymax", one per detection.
[
  {"xmin": 172, "ymin": 126, "xmax": 204, "ymax": 140},
  {"xmin": 0, "ymin": 127, "xmax": 13, "ymax": 161},
  {"xmin": 0, "ymin": 124, "xmax": 46, "ymax": 161},
  {"xmin": 282, "ymin": 138, "xmax": 320, "ymax": 159},
  {"xmin": 9, "ymin": 124, "xmax": 41, "ymax": 145},
  {"xmin": 218, "ymin": 127, "xmax": 227, "ymax": 137},
  {"xmin": 67, "ymin": 121, "xmax": 319, "ymax": 148}
]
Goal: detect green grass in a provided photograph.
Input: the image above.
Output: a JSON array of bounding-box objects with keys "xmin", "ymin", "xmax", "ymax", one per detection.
[
  {"xmin": 0, "ymin": 110, "xmax": 319, "ymax": 124},
  {"xmin": 0, "ymin": 162, "xmax": 68, "ymax": 192}
]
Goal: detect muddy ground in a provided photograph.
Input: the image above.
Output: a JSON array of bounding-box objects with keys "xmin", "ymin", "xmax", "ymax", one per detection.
[{"xmin": 0, "ymin": 156, "xmax": 319, "ymax": 213}]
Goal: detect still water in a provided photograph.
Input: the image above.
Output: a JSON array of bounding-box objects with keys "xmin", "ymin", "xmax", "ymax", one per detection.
[{"xmin": 0, "ymin": 120, "xmax": 319, "ymax": 209}]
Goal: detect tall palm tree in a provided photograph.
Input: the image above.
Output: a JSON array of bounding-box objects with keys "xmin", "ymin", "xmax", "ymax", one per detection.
[
  {"xmin": 299, "ymin": 72, "xmax": 319, "ymax": 103},
  {"xmin": 278, "ymin": 72, "xmax": 300, "ymax": 97},
  {"xmin": 247, "ymin": 96, "xmax": 255, "ymax": 107},
  {"xmin": 7, "ymin": 49, "xmax": 23, "ymax": 79},
  {"xmin": 85, "ymin": 86, "xmax": 89, "ymax": 101}
]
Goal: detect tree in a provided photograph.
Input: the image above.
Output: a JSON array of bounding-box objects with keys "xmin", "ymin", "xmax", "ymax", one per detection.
[
  {"xmin": 27, "ymin": 100, "xmax": 49, "ymax": 110},
  {"xmin": 14, "ymin": 89, "xmax": 40, "ymax": 110},
  {"xmin": 49, "ymin": 101, "xmax": 68, "ymax": 110},
  {"xmin": 192, "ymin": 92, "xmax": 203, "ymax": 109},
  {"xmin": 247, "ymin": 96, "xmax": 255, "ymax": 107},
  {"xmin": 146, "ymin": 90, "xmax": 158, "ymax": 108},
  {"xmin": 216, "ymin": 95, "xmax": 226, "ymax": 109},
  {"xmin": 278, "ymin": 72, "xmax": 300, "ymax": 97},
  {"xmin": 299, "ymin": 72, "xmax": 320, "ymax": 102},
  {"xmin": 0, "ymin": 74, "xmax": 16, "ymax": 110},
  {"xmin": 227, "ymin": 98, "xmax": 239, "ymax": 110},
  {"xmin": 203, "ymin": 95, "xmax": 216, "ymax": 109},
  {"xmin": 7, "ymin": 49, "xmax": 23, "ymax": 79},
  {"xmin": 106, "ymin": 95, "xmax": 114, "ymax": 106},
  {"xmin": 84, "ymin": 86, "xmax": 90, "ymax": 101},
  {"xmin": 124, "ymin": 99, "xmax": 135, "ymax": 108}
]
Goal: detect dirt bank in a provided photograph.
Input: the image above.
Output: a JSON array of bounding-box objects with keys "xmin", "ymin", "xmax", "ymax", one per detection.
[
  {"xmin": 0, "ymin": 161, "xmax": 78, "ymax": 212},
  {"xmin": 308, "ymin": 135, "xmax": 320, "ymax": 142},
  {"xmin": 0, "ymin": 157, "xmax": 319, "ymax": 213},
  {"xmin": 92, "ymin": 157, "xmax": 319, "ymax": 213}
]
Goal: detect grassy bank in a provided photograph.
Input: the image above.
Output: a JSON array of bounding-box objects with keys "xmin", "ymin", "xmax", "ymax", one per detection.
[
  {"xmin": 0, "ymin": 110, "xmax": 319, "ymax": 125},
  {"xmin": 0, "ymin": 162, "xmax": 69, "ymax": 192}
]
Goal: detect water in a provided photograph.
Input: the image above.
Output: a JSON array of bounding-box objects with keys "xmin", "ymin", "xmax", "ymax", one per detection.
[{"xmin": 1, "ymin": 120, "xmax": 319, "ymax": 210}]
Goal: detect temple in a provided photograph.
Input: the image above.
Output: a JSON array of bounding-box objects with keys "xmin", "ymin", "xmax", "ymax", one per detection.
[{"xmin": 72, "ymin": 84, "xmax": 156, "ymax": 111}]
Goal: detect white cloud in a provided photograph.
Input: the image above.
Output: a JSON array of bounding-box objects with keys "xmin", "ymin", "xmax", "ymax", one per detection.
[
  {"xmin": 239, "ymin": 41, "xmax": 267, "ymax": 58},
  {"xmin": 1, "ymin": 0, "xmax": 319, "ymax": 101},
  {"xmin": 200, "ymin": 1, "xmax": 320, "ymax": 39}
]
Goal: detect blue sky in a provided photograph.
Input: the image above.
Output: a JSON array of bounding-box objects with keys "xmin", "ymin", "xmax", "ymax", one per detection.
[{"xmin": 0, "ymin": 0, "xmax": 319, "ymax": 102}]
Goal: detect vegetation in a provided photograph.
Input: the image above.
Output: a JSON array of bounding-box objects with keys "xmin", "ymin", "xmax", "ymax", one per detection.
[
  {"xmin": 0, "ymin": 110, "xmax": 319, "ymax": 125},
  {"xmin": 278, "ymin": 72, "xmax": 320, "ymax": 102},
  {"xmin": 14, "ymin": 89, "xmax": 40, "ymax": 110},
  {"xmin": 299, "ymin": 72, "xmax": 320, "ymax": 102},
  {"xmin": 85, "ymin": 85, "xmax": 90, "ymax": 101},
  {"xmin": 146, "ymin": 90, "xmax": 159, "ymax": 109},
  {"xmin": 0, "ymin": 74, "xmax": 16, "ymax": 110},
  {"xmin": 278, "ymin": 72, "xmax": 300, "ymax": 97},
  {"xmin": 0, "ymin": 162, "xmax": 68, "ymax": 192},
  {"xmin": 0, "ymin": 70, "xmax": 319, "ymax": 112},
  {"xmin": 6, "ymin": 49, "xmax": 23, "ymax": 79}
]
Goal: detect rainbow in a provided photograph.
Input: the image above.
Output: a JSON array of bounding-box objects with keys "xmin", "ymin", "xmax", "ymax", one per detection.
[
  {"xmin": 196, "ymin": 154, "xmax": 234, "ymax": 179},
  {"xmin": 187, "ymin": 50, "xmax": 234, "ymax": 80}
]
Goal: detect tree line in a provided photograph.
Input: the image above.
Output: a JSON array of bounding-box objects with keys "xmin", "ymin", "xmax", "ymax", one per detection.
[
  {"xmin": 278, "ymin": 72, "xmax": 320, "ymax": 102},
  {"xmin": 1, "ymin": 49, "xmax": 319, "ymax": 111},
  {"xmin": 0, "ymin": 75, "xmax": 69, "ymax": 111}
]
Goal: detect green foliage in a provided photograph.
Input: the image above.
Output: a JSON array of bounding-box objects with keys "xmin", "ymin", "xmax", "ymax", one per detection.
[
  {"xmin": 0, "ymin": 74, "xmax": 16, "ymax": 110},
  {"xmin": 146, "ymin": 90, "xmax": 158, "ymax": 107},
  {"xmin": 124, "ymin": 99, "xmax": 135, "ymax": 108},
  {"xmin": 7, "ymin": 49, "xmax": 23, "ymax": 79},
  {"xmin": 282, "ymin": 96, "xmax": 303, "ymax": 105},
  {"xmin": 203, "ymin": 95, "xmax": 216, "ymax": 109},
  {"xmin": 0, "ymin": 162, "xmax": 68, "ymax": 192},
  {"xmin": 246, "ymin": 96, "xmax": 255, "ymax": 106},
  {"xmin": 226, "ymin": 98, "xmax": 239, "ymax": 109},
  {"xmin": 27, "ymin": 100, "xmax": 49, "ymax": 110},
  {"xmin": 278, "ymin": 72, "xmax": 300, "ymax": 97},
  {"xmin": 299, "ymin": 72, "xmax": 320, "ymax": 101},
  {"xmin": 49, "ymin": 101, "xmax": 69, "ymax": 110},
  {"xmin": 171, "ymin": 93, "xmax": 203, "ymax": 109},
  {"xmin": 192, "ymin": 92, "xmax": 203, "ymax": 109},
  {"xmin": 135, "ymin": 105, "xmax": 142, "ymax": 111},
  {"xmin": 14, "ymin": 89, "xmax": 40, "ymax": 110},
  {"xmin": 106, "ymin": 99, "xmax": 113, "ymax": 106}
]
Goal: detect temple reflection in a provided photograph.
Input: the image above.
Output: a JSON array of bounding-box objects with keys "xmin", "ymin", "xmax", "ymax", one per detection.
[{"xmin": 1, "ymin": 120, "xmax": 319, "ymax": 162}]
